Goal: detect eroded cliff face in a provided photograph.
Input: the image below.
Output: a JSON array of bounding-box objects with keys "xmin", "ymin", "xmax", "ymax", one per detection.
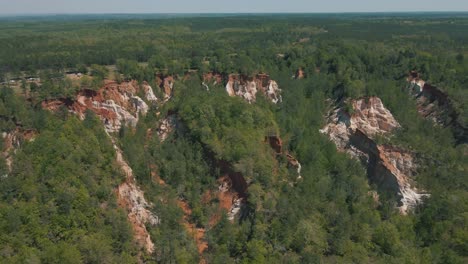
[
  {"xmin": 407, "ymin": 72, "xmax": 467, "ymax": 144},
  {"xmin": 42, "ymin": 80, "xmax": 160, "ymax": 254},
  {"xmin": 156, "ymin": 75, "xmax": 174, "ymax": 101},
  {"xmin": 320, "ymin": 97, "xmax": 427, "ymax": 214},
  {"xmin": 42, "ymin": 80, "xmax": 158, "ymax": 133},
  {"xmin": 114, "ymin": 141, "xmax": 159, "ymax": 253},
  {"xmin": 265, "ymin": 135, "xmax": 302, "ymax": 180},
  {"xmin": 156, "ymin": 113, "xmax": 248, "ymax": 223},
  {"xmin": 217, "ymin": 160, "xmax": 248, "ymax": 220},
  {"xmin": 203, "ymin": 73, "xmax": 282, "ymax": 104},
  {"xmin": 1, "ymin": 128, "xmax": 36, "ymax": 173},
  {"xmin": 157, "ymin": 114, "xmax": 178, "ymax": 142}
]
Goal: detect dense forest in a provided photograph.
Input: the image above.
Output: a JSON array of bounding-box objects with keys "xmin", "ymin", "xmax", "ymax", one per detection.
[{"xmin": 0, "ymin": 13, "xmax": 467, "ymax": 263}]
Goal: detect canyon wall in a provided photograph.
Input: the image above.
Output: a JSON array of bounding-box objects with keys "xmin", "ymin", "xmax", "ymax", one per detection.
[
  {"xmin": 407, "ymin": 71, "xmax": 467, "ymax": 144},
  {"xmin": 203, "ymin": 73, "xmax": 282, "ymax": 104},
  {"xmin": 42, "ymin": 80, "xmax": 160, "ymax": 254},
  {"xmin": 320, "ymin": 97, "xmax": 428, "ymax": 213}
]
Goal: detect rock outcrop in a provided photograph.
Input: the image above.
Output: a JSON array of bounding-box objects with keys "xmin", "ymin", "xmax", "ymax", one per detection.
[
  {"xmin": 157, "ymin": 114, "xmax": 178, "ymax": 142},
  {"xmin": 42, "ymin": 80, "xmax": 157, "ymax": 133},
  {"xmin": 143, "ymin": 83, "xmax": 158, "ymax": 102},
  {"xmin": 42, "ymin": 80, "xmax": 160, "ymax": 255},
  {"xmin": 216, "ymin": 175, "xmax": 245, "ymax": 221},
  {"xmin": 320, "ymin": 97, "xmax": 427, "ymax": 213},
  {"xmin": 203, "ymin": 73, "xmax": 282, "ymax": 104},
  {"xmin": 265, "ymin": 135, "xmax": 302, "ymax": 179},
  {"xmin": 407, "ymin": 71, "xmax": 467, "ymax": 144},
  {"xmin": 1, "ymin": 128, "xmax": 36, "ymax": 173},
  {"xmin": 155, "ymin": 112, "xmax": 246, "ymax": 223},
  {"xmin": 113, "ymin": 140, "xmax": 159, "ymax": 253},
  {"xmin": 157, "ymin": 75, "xmax": 174, "ymax": 101}
]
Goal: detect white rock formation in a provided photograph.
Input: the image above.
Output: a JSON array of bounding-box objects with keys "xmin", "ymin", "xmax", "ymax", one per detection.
[
  {"xmin": 131, "ymin": 96, "xmax": 149, "ymax": 116},
  {"xmin": 157, "ymin": 115, "xmax": 177, "ymax": 142},
  {"xmin": 351, "ymin": 97, "xmax": 401, "ymax": 136},
  {"xmin": 1, "ymin": 129, "xmax": 35, "ymax": 173},
  {"xmin": 267, "ymin": 80, "xmax": 282, "ymax": 104},
  {"xmin": 113, "ymin": 140, "xmax": 159, "ymax": 253},
  {"xmin": 225, "ymin": 78, "xmax": 281, "ymax": 104},
  {"xmin": 99, "ymin": 100, "xmax": 139, "ymax": 133},
  {"xmin": 2, "ymin": 131, "xmax": 20, "ymax": 172},
  {"xmin": 226, "ymin": 81, "xmax": 235, "ymax": 97},
  {"xmin": 320, "ymin": 97, "xmax": 427, "ymax": 214},
  {"xmin": 143, "ymin": 84, "xmax": 158, "ymax": 102},
  {"xmin": 228, "ymin": 198, "xmax": 243, "ymax": 221}
]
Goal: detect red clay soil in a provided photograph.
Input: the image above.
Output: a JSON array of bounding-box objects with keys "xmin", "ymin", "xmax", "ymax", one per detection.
[
  {"xmin": 265, "ymin": 135, "xmax": 301, "ymax": 171},
  {"xmin": 265, "ymin": 135, "xmax": 283, "ymax": 154},
  {"xmin": 177, "ymin": 200, "xmax": 208, "ymax": 256},
  {"xmin": 150, "ymin": 164, "xmax": 208, "ymax": 259},
  {"xmin": 150, "ymin": 164, "xmax": 167, "ymax": 186},
  {"xmin": 207, "ymin": 175, "xmax": 238, "ymax": 226},
  {"xmin": 42, "ymin": 80, "xmax": 141, "ymax": 120},
  {"xmin": 156, "ymin": 75, "xmax": 174, "ymax": 98},
  {"xmin": 203, "ymin": 72, "xmax": 223, "ymax": 84},
  {"xmin": 41, "ymin": 98, "xmax": 74, "ymax": 111}
]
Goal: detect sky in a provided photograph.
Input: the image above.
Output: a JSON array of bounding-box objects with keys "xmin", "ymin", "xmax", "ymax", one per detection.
[{"xmin": 1, "ymin": 0, "xmax": 468, "ymax": 15}]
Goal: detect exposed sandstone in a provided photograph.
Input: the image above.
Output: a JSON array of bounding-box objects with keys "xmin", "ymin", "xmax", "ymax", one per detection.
[
  {"xmin": 99, "ymin": 100, "xmax": 139, "ymax": 133},
  {"xmin": 143, "ymin": 83, "xmax": 158, "ymax": 102},
  {"xmin": 351, "ymin": 97, "xmax": 400, "ymax": 136},
  {"xmin": 265, "ymin": 135, "xmax": 302, "ymax": 179},
  {"xmin": 204, "ymin": 73, "xmax": 281, "ymax": 104},
  {"xmin": 113, "ymin": 140, "xmax": 159, "ymax": 253},
  {"xmin": 42, "ymin": 81, "xmax": 156, "ymax": 134},
  {"xmin": 407, "ymin": 72, "xmax": 467, "ymax": 144},
  {"xmin": 157, "ymin": 75, "xmax": 174, "ymax": 101},
  {"xmin": 41, "ymin": 80, "xmax": 161, "ymax": 254},
  {"xmin": 157, "ymin": 114, "xmax": 178, "ymax": 142},
  {"xmin": 216, "ymin": 175, "xmax": 245, "ymax": 221},
  {"xmin": 320, "ymin": 97, "xmax": 427, "ymax": 213},
  {"xmin": 377, "ymin": 145, "xmax": 428, "ymax": 214},
  {"xmin": 1, "ymin": 129, "xmax": 36, "ymax": 173}
]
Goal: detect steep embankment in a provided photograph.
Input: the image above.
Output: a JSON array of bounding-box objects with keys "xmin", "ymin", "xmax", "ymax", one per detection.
[
  {"xmin": 407, "ymin": 71, "xmax": 467, "ymax": 144},
  {"xmin": 114, "ymin": 139, "xmax": 159, "ymax": 253},
  {"xmin": 203, "ymin": 72, "xmax": 282, "ymax": 104},
  {"xmin": 320, "ymin": 97, "xmax": 428, "ymax": 214},
  {"xmin": 42, "ymin": 80, "xmax": 157, "ymax": 132},
  {"xmin": 37, "ymin": 71, "xmax": 287, "ymax": 257},
  {"xmin": 265, "ymin": 135, "xmax": 302, "ymax": 180},
  {"xmin": 157, "ymin": 113, "xmax": 248, "ymax": 224},
  {"xmin": 42, "ymin": 80, "xmax": 160, "ymax": 254},
  {"xmin": 155, "ymin": 115, "xmax": 209, "ymax": 259},
  {"xmin": 2, "ymin": 128, "xmax": 36, "ymax": 173}
]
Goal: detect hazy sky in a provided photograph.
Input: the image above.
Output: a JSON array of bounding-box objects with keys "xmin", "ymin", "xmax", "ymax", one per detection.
[{"xmin": 1, "ymin": 0, "xmax": 467, "ymax": 15}]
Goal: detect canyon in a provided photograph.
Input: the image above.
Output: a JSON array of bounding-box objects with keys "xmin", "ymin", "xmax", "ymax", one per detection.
[
  {"xmin": 27, "ymin": 70, "xmax": 462, "ymax": 257},
  {"xmin": 407, "ymin": 71, "xmax": 467, "ymax": 144},
  {"xmin": 203, "ymin": 73, "xmax": 282, "ymax": 104},
  {"xmin": 42, "ymin": 80, "xmax": 161, "ymax": 254},
  {"xmin": 320, "ymin": 97, "xmax": 428, "ymax": 213}
]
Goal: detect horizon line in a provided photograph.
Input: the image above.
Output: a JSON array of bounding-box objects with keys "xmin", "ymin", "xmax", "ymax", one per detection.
[{"xmin": 1, "ymin": 11, "xmax": 468, "ymax": 17}]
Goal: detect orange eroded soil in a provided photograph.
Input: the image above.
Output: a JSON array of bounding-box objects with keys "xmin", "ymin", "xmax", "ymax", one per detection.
[{"xmin": 150, "ymin": 164, "xmax": 208, "ymax": 260}]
